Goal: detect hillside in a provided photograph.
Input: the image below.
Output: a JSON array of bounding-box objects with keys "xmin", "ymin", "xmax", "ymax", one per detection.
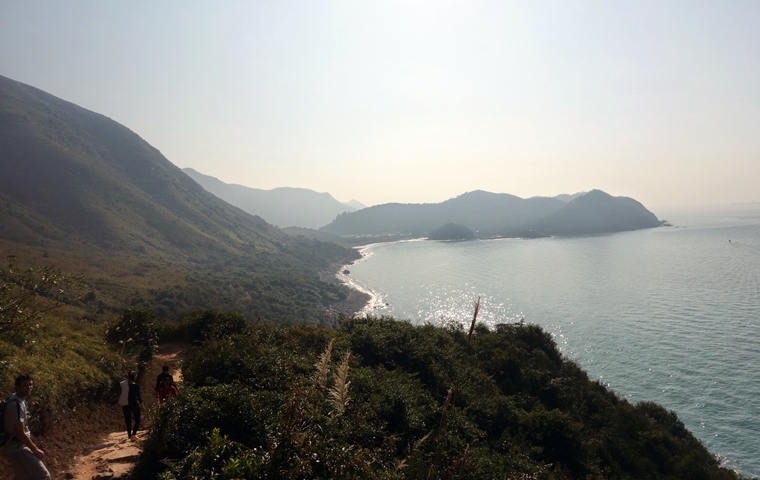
[
  {"xmin": 342, "ymin": 199, "xmax": 367, "ymax": 210},
  {"xmin": 132, "ymin": 315, "xmax": 744, "ymax": 479},
  {"xmin": 321, "ymin": 190, "xmax": 566, "ymax": 237},
  {"xmin": 535, "ymin": 189, "xmax": 662, "ymax": 235},
  {"xmin": 183, "ymin": 167, "xmax": 356, "ymax": 229},
  {"xmin": 554, "ymin": 192, "xmax": 587, "ymax": 203},
  {"xmin": 321, "ymin": 190, "xmax": 660, "ymax": 238},
  {"xmin": 0, "ymin": 74, "xmax": 357, "ymax": 323}
]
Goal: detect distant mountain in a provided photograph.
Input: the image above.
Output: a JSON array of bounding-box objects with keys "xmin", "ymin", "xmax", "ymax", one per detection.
[
  {"xmin": 342, "ymin": 199, "xmax": 366, "ymax": 210},
  {"xmin": 183, "ymin": 168, "xmax": 356, "ymax": 229},
  {"xmin": 0, "ymin": 74, "xmax": 356, "ymax": 322},
  {"xmin": 321, "ymin": 189, "xmax": 660, "ymax": 238},
  {"xmin": 534, "ymin": 189, "xmax": 661, "ymax": 235},
  {"xmin": 553, "ymin": 192, "xmax": 587, "ymax": 203},
  {"xmin": 321, "ymin": 190, "xmax": 566, "ymax": 237}
]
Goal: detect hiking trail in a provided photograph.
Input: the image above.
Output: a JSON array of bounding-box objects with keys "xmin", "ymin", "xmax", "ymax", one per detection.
[{"xmin": 64, "ymin": 343, "xmax": 184, "ymax": 480}]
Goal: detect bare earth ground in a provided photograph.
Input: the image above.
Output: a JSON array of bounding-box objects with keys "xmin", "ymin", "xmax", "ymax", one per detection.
[{"xmin": 64, "ymin": 343, "xmax": 184, "ymax": 480}]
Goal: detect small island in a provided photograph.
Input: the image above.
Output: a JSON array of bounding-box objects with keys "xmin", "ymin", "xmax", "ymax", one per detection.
[{"xmin": 428, "ymin": 223, "xmax": 475, "ymax": 240}]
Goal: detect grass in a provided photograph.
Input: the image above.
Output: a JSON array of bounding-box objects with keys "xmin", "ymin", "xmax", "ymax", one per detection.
[{"xmin": 0, "ymin": 310, "xmax": 126, "ymax": 480}]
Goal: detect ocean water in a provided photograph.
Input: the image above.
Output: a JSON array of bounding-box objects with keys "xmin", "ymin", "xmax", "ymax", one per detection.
[{"xmin": 341, "ymin": 204, "xmax": 760, "ymax": 477}]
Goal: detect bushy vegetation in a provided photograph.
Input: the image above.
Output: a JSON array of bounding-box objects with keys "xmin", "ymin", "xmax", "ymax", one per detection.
[
  {"xmin": 106, "ymin": 308, "xmax": 159, "ymax": 364},
  {"xmin": 428, "ymin": 223, "xmax": 475, "ymax": 241},
  {"xmin": 134, "ymin": 316, "xmax": 743, "ymax": 480},
  {"xmin": 0, "ymin": 255, "xmax": 82, "ymax": 336},
  {"xmin": 0, "ymin": 258, "xmax": 169, "ymax": 479}
]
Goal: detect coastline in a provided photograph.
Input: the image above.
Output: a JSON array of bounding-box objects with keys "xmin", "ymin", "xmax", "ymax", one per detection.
[{"xmin": 319, "ymin": 250, "xmax": 375, "ymax": 322}]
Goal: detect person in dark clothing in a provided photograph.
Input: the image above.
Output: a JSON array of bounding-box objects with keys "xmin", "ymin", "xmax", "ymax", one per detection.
[
  {"xmin": 123, "ymin": 371, "xmax": 143, "ymax": 440},
  {"xmin": 155, "ymin": 366, "xmax": 173, "ymax": 394}
]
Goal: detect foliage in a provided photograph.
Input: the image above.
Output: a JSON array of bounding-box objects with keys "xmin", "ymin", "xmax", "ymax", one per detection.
[
  {"xmin": 158, "ymin": 428, "xmax": 265, "ymax": 480},
  {"xmin": 428, "ymin": 223, "xmax": 474, "ymax": 241},
  {"xmin": 0, "ymin": 257, "xmax": 124, "ymax": 456},
  {"xmin": 0, "ymin": 310, "xmax": 122, "ymax": 448},
  {"xmin": 106, "ymin": 309, "xmax": 158, "ymax": 364},
  {"xmin": 0, "ymin": 255, "xmax": 81, "ymax": 336},
  {"xmin": 183, "ymin": 310, "xmax": 249, "ymax": 344},
  {"xmin": 133, "ymin": 315, "xmax": 745, "ymax": 480}
]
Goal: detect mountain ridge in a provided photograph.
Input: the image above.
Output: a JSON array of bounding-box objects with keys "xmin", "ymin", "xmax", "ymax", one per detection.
[
  {"xmin": 183, "ymin": 167, "xmax": 356, "ymax": 229},
  {"xmin": 0, "ymin": 74, "xmax": 356, "ymax": 322},
  {"xmin": 321, "ymin": 189, "xmax": 660, "ymax": 238}
]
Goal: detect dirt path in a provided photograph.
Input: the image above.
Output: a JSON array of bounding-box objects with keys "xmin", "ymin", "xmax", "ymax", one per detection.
[{"xmin": 65, "ymin": 343, "xmax": 184, "ymax": 480}]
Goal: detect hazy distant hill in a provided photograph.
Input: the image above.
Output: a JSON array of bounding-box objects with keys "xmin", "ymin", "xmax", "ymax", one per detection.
[
  {"xmin": 535, "ymin": 189, "xmax": 661, "ymax": 235},
  {"xmin": 554, "ymin": 192, "xmax": 587, "ymax": 203},
  {"xmin": 183, "ymin": 168, "xmax": 356, "ymax": 229},
  {"xmin": 321, "ymin": 189, "xmax": 659, "ymax": 238},
  {"xmin": 321, "ymin": 190, "xmax": 566, "ymax": 237},
  {"xmin": 342, "ymin": 199, "xmax": 366, "ymax": 210},
  {"xmin": 0, "ymin": 74, "xmax": 355, "ymax": 322}
]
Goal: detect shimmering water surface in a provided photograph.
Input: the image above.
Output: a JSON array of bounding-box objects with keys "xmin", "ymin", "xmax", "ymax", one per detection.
[{"xmin": 343, "ymin": 205, "xmax": 760, "ymax": 477}]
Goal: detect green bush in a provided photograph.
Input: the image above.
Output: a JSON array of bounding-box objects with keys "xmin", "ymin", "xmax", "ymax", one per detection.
[
  {"xmin": 132, "ymin": 317, "xmax": 745, "ymax": 480},
  {"xmin": 106, "ymin": 309, "xmax": 158, "ymax": 364},
  {"xmin": 158, "ymin": 428, "xmax": 265, "ymax": 480},
  {"xmin": 183, "ymin": 310, "xmax": 249, "ymax": 344}
]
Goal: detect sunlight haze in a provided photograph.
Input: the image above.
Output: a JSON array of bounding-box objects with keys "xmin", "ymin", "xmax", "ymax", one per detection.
[{"xmin": 2, "ymin": 0, "xmax": 758, "ymax": 208}]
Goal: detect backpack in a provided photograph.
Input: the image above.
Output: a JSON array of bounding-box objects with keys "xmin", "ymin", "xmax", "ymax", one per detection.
[{"xmin": 0, "ymin": 395, "xmax": 21, "ymax": 447}]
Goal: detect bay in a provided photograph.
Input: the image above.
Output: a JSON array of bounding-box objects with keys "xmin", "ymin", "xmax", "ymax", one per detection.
[{"xmin": 342, "ymin": 204, "xmax": 760, "ymax": 477}]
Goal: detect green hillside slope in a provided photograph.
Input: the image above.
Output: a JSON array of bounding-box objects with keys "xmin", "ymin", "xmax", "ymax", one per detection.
[{"xmin": 0, "ymin": 75, "xmax": 356, "ymax": 323}]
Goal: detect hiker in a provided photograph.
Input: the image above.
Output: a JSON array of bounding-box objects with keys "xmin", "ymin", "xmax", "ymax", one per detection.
[
  {"xmin": 155, "ymin": 366, "xmax": 173, "ymax": 395},
  {"xmin": 2, "ymin": 374, "xmax": 51, "ymax": 480},
  {"xmin": 158, "ymin": 378, "xmax": 178, "ymax": 403},
  {"xmin": 120, "ymin": 371, "xmax": 143, "ymax": 440}
]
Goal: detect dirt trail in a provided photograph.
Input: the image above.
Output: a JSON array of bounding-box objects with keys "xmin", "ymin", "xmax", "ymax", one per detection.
[{"xmin": 65, "ymin": 343, "xmax": 184, "ymax": 480}]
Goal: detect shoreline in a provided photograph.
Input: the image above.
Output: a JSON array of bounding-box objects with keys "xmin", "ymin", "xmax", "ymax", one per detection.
[{"xmin": 319, "ymin": 250, "xmax": 377, "ymax": 321}]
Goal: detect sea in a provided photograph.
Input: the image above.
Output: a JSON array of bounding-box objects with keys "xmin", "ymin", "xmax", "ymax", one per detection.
[{"xmin": 339, "ymin": 204, "xmax": 760, "ymax": 478}]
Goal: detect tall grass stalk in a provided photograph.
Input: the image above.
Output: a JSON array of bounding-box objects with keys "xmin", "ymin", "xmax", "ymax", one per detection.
[
  {"xmin": 467, "ymin": 297, "xmax": 481, "ymax": 346},
  {"xmin": 313, "ymin": 338, "xmax": 333, "ymax": 389},
  {"xmin": 328, "ymin": 352, "xmax": 351, "ymax": 417}
]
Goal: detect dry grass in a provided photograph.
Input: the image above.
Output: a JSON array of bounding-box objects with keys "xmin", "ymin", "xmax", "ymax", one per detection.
[
  {"xmin": 313, "ymin": 338, "xmax": 333, "ymax": 389},
  {"xmin": 467, "ymin": 297, "xmax": 481, "ymax": 346},
  {"xmin": 328, "ymin": 352, "xmax": 351, "ymax": 417}
]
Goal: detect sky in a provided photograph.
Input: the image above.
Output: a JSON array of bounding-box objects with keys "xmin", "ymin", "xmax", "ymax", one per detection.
[{"xmin": 2, "ymin": 1, "xmax": 759, "ymax": 208}]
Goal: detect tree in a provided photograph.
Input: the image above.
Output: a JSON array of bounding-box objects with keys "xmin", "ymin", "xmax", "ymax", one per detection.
[
  {"xmin": 0, "ymin": 256, "xmax": 80, "ymax": 334},
  {"xmin": 107, "ymin": 309, "xmax": 159, "ymax": 363}
]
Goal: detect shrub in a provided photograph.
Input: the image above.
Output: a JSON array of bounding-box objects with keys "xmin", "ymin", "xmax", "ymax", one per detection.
[
  {"xmin": 133, "ymin": 318, "xmax": 746, "ymax": 480},
  {"xmin": 183, "ymin": 310, "xmax": 249, "ymax": 344},
  {"xmin": 106, "ymin": 309, "xmax": 158, "ymax": 364}
]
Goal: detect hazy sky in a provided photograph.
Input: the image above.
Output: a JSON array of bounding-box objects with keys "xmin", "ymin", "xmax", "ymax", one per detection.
[{"xmin": 2, "ymin": 1, "xmax": 759, "ymax": 208}]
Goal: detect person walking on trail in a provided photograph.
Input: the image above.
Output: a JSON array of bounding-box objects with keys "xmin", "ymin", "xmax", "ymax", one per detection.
[
  {"xmin": 1, "ymin": 374, "xmax": 51, "ymax": 480},
  {"xmin": 158, "ymin": 378, "xmax": 178, "ymax": 403},
  {"xmin": 119, "ymin": 371, "xmax": 143, "ymax": 440},
  {"xmin": 155, "ymin": 366, "xmax": 172, "ymax": 395}
]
